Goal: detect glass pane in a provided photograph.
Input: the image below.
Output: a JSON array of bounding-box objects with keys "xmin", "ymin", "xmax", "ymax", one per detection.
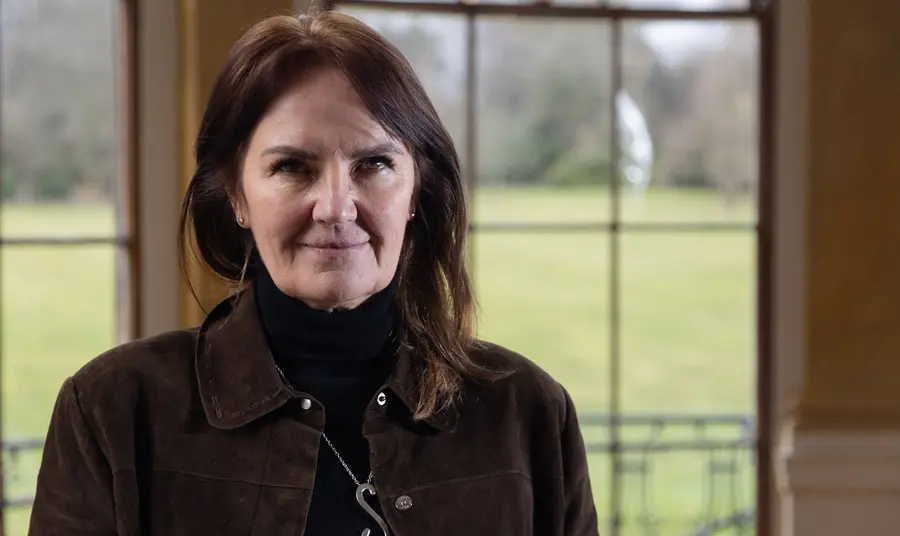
[
  {"xmin": 610, "ymin": 0, "xmax": 748, "ymax": 8},
  {"xmin": 329, "ymin": 0, "xmax": 541, "ymax": 4},
  {"xmin": 332, "ymin": 7, "xmax": 468, "ymax": 171},
  {"xmin": 475, "ymin": 18, "xmax": 611, "ymax": 225},
  {"xmin": 620, "ymin": 233, "xmax": 754, "ymax": 411},
  {"xmin": 3, "ymin": 443, "xmax": 42, "ymax": 535},
  {"xmin": 474, "ymin": 231, "xmax": 611, "ymax": 526},
  {"xmin": 473, "ymin": 232, "xmax": 610, "ymax": 410},
  {"xmin": 588, "ymin": 451, "xmax": 613, "ymax": 532},
  {"xmin": 0, "ymin": 204, "xmax": 116, "ymax": 239},
  {"xmin": 4, "ymin": 510, "xmax": 32, "ymax": 536},
  {"xmin": 2, "ymin": 245, "xmax": 117, "ymax": 535},
  {"xmin": 619, "ymin": 20, "xmax": 758, "ymax": 224},
  {"xmin": 618, "ymin": 233, "xmax": 755, "ymax": 534},
  {"xmin": 1, "ymin": 0, "xmax": 119, "ymax": 238},
  {"xmin": 335, "ymin": 0, "xmax": 459, "ymax": 3}
]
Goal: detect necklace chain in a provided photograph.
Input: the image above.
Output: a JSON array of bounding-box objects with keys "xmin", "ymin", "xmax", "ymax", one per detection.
[
  {"xmin": 322, "ymin": 433, "xmax": 374, "ymax": 486},
  {"xmin": 273, "ymin": 364, "xmax": 374, "ymax": 486}
]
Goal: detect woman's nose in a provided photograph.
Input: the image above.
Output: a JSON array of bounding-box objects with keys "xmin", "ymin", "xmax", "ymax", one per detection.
[{"xmin": 311, "ymin": 161, "xmax": 357, "ymax": 224}]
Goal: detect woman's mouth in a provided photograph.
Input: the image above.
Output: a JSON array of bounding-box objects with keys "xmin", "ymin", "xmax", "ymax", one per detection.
[{"xmin": 301, "ymin": 240, "xmax": 368, "ymax": 254}]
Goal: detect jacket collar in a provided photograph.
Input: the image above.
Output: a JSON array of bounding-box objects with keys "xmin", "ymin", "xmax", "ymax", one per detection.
[
  {"xmin": 195, "ymin": 287, "xmax": 457, "ymax": 432},
  {"xmin": 386, "ymin": 342, "xmax": 459, "ymax": 431}
]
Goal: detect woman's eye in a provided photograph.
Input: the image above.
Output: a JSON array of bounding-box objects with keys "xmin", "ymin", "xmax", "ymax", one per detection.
[
  {"xmin": 269, "ymin": 158, "xmax": 306, "ymax": 176},
  {"xmin": 357, "ymin": 156, "xmax": 394, "ymax": 174}
]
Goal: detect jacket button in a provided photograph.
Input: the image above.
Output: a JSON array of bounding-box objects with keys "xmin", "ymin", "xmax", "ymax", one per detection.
[
  {"xmin": 376, "ymin": 392, "xmax": 387, "ymax": 406},
  {"xmin": 394, "ymin": 495, "xmax": 413, "ymax": 511},
  {"xmin": 300, "ymin": 398, "xmax": 312, "ymax": 411}
]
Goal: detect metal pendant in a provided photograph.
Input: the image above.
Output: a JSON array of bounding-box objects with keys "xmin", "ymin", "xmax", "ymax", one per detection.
[{"xmin": 356, "ymin": 483, "xmax": 390, "ymax": 536}]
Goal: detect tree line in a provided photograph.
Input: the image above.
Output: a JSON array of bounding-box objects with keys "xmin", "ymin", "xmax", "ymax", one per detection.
[{"xmin": 0, "ymin": 0, "xmax": 757, "ymax": 203}]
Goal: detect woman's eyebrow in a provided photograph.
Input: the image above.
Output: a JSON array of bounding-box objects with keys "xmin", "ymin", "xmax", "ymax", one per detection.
[
  {"xmin": 261, "ymin": 145, "xmax": 319, "ymax": 160},
  {"xmin": 349, "ymin": 142, "xmax": 403, "ymax": 160},
  {"xmin": 260, "ymin": 142, "xmax": 402, "ymax": 161}
]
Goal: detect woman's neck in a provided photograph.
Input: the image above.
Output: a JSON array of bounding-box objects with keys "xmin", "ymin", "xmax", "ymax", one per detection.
[{"xmin": 253, "ymin": 262, "xmax": 398, "ymax": 368}]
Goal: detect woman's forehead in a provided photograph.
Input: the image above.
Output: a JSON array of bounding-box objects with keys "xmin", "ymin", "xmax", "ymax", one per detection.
[{"xmin": 251, "ymin": 69, "xmax": 399, "ymax": 155}]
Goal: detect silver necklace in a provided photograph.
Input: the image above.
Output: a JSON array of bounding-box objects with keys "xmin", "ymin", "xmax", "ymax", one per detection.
[{"xmin": 274, "ymin": 364, "xmax": 391, "ymax": 536}]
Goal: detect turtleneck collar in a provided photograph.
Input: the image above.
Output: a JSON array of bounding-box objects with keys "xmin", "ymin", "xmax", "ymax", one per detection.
[{"xmin": 253, "ymin": 260, "xmax": 398, "ymax": 369}]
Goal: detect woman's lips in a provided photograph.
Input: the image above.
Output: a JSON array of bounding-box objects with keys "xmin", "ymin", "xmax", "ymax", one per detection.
[{"xmin": 300, "ymin": 240, "xmax": 368, "ymax": 254}]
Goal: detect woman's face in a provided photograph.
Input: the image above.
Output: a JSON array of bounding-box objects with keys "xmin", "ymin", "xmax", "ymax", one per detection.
[{"xmin": 236, "ymin": 67, "xmax": 416, "ymax": 310}]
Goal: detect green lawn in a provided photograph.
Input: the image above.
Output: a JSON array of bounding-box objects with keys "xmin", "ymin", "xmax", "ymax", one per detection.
[{"xmin": 2, "ymin": 187, "xmax": 757, "ymax": 535}]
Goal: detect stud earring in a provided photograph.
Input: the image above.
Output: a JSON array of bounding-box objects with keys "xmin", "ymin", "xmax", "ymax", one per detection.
[{"xmin": 236, "ymin": 214, "xmax": 244, "ymax": 227}]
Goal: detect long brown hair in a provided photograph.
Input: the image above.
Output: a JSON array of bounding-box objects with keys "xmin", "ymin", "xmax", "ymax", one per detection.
[{"xmin": 179, "ymin": 11, "xmax": 506, "ymax": 421}]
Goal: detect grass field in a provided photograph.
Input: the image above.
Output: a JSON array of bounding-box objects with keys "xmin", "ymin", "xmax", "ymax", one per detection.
[{"xmin": 1, "ymin": 186, "xmax": 757, "ymax": 535}]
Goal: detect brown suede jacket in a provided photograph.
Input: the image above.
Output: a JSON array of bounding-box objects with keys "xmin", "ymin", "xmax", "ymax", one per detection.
[{"xmin": 28, "ymin": 289, "xmax": 599, "ymax": 535}]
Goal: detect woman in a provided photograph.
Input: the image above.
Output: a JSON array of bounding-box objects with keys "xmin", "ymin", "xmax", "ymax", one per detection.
[{"xmin": 29, "ymin": 11, "xmax": 598, "ymax": 536}]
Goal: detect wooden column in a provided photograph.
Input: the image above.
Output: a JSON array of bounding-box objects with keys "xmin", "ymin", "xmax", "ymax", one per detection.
[
  {"xmin": 179, "ymin": 0, "xmax": 296, "ymax": 327},
  {"xmin": 778, "ymin": 1, "xmax": 900, "ymax": 534},
  {"xmin": 797, "ymin": 0, "xmax": 900, "ymax": 431}
]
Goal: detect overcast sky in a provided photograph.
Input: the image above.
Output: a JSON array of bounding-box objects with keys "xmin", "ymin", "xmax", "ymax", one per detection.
[
  {"xmin": 348, "ymin": 0, "xmax": 744, "ymax": 73},
  {"xmin": 627, "ymin": 0, "xmax": 740, "ymax": 64}
]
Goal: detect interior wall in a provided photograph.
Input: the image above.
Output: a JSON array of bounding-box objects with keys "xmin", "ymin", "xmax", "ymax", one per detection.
[{"xmin": 178, "ymin": 0, "xmax": 297, "ymax": 327}]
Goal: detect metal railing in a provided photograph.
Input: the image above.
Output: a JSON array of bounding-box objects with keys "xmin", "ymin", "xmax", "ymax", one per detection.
[
  {"xmin": 581, "ymin": 412, "xmax": 756, "ymax": 535},
  {"xmin": 3, "ymin": 413, "xmax": 756, "ymax": 535},
  {"xmin": 2, "ymin": 437, "xmax": 43, "ymax": 509}
]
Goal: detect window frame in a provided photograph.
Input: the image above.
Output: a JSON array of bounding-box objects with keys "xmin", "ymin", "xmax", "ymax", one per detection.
[
  {"xmin": 0, "ymin": 0, "xmax": 141, "ymax": 521},
  {"xmin": 320, "ymin": 1, "xmax": 776, "ymax": 534}
]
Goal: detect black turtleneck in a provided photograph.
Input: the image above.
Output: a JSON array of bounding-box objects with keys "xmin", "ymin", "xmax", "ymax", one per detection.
[{"xmin": 253, "ymin": 262, "xmax": 396, "ymax": 535}]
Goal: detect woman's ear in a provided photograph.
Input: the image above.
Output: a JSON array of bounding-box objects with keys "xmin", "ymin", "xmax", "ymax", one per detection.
[
  {"xmin": 226, "ymin": 171, "xmax": 249, "ymax": 225},
  {"xmin": 407, "ymin": 198, "xmax": 417, "ymax": 222},
  {"xmin": 408, "ymin": 175, "xmax": 420, "ymax": 222},
  {"xmin": 230, "ymin": 195, "xmax": 248, "ymax": 228}
]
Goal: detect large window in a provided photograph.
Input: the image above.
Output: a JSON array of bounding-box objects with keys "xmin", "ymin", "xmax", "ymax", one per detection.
[
  {"xmin": 0, "ymin": 0, "xmax": 136, "ymax": 533},
  {"xmin": 325, "ymin": 0, "xmax": 769, "ymax": 534}
]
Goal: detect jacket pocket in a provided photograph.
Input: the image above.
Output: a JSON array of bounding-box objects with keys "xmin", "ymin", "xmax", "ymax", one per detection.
[
  {"xmin": 145, "ymin": 469, "xmax": 264, "ymax": 536},
  {"xmin": 379, "ymin": 471, "xmax": 533, "ymax": 536}
]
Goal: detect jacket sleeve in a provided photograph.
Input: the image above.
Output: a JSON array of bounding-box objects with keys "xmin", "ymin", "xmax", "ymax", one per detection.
[
  {"xmin": 560, "ymin": 388, "xmax": 600, "ymax": 536},
  {"xmin": 28, "ymin": 377, "xmax": 118, "ymax": 536}
]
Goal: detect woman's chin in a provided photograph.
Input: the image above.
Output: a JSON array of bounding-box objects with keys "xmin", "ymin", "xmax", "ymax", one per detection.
[{"xmin": 295, "ymin": 276, "xmax": 370, "ymax": 311}]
